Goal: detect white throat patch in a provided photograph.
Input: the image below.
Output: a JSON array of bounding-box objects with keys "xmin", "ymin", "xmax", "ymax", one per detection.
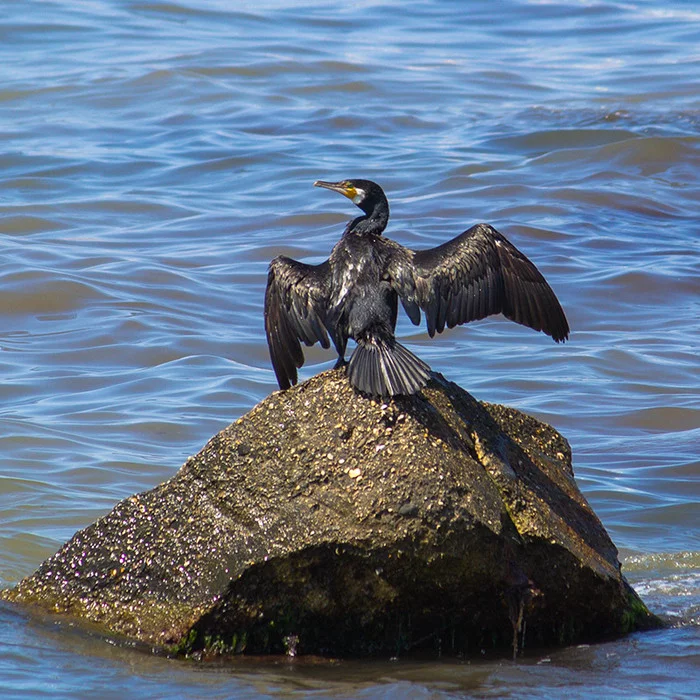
[{"xmin": 352, "ymin": 187, "xmax": 366, "ymax": 204}]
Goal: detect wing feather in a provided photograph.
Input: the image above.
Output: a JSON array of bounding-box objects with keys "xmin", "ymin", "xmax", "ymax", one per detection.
[
  {"xmin": 264, "ymin": 256, "xmax": 331, "ymax": 390},
  {"xmin": 389, "ymin": 223, "xmax": 569, "ymax": 342}
]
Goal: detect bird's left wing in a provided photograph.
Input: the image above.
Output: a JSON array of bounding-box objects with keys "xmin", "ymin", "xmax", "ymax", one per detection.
[{"xmin": 264, "ymin": 256, "xmax": 331, "ymax": 390}]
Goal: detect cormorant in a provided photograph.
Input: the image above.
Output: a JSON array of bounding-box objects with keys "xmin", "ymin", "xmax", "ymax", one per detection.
[{"xmin": 265, "ymin": 179, "xmax": 569, "ymax": 398}]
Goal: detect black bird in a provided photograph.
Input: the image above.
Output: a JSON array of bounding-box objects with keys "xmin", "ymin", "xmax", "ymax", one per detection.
[{"xmin": 265, "ymin": 179, "xmax": 569, "ymax": 398}]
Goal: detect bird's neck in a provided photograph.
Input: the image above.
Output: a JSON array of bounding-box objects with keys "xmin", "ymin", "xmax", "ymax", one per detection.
[{"xmin": 346, "ymin": 209, "xmax": 388, "ymax": 237}]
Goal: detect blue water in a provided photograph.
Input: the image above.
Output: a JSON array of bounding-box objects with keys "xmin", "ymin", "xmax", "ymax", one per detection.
[{"xmin": 1, "ymin": 0, "xmax": 698, "ymax": 697}]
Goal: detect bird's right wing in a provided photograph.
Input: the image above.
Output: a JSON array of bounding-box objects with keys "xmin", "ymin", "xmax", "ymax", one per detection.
[
  {"xmin": 264, "ymin": 256, "xmax": 331, "ymax": 389},
  {"xmin": 390, "ymin": 223, "xmax": 569, "ymax": 342}
]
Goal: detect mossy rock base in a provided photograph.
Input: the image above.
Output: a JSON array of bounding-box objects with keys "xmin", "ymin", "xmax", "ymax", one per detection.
[{"xmin": 2, "ymin": 370, "xmax": 661, "ymax": 658}]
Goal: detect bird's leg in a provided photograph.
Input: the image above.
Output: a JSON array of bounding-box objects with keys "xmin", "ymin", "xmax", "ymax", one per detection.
[{"xmin": 333, "ymin": 355, "xmax": 348, "ymax": 370}]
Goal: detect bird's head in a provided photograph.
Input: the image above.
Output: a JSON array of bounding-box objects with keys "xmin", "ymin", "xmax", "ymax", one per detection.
[{"xmin": 314, "ymin": 178, "xmax": 388, "ymax": 218}]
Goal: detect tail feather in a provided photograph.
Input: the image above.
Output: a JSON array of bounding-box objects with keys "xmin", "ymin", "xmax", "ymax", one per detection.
[{"xmin": 346, "ymin": 338, "xmax": 431, "ymax": 397}]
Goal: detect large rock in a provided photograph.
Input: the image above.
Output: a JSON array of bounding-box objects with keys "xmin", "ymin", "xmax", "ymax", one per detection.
[{"xmin": 2, "ymin": 370, "xmax": 659, "ymax": 657}]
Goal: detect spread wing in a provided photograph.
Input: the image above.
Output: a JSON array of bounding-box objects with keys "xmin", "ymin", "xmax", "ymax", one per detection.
[
  {"xmin": 390, "ymin": 223, "xmax": 569, "ymax": 342},
  {"xmin": 264, "ymin": 256, "xmax": 331, "ymax": 389}
]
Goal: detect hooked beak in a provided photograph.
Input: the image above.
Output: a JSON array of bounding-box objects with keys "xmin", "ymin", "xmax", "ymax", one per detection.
[{"xmin": 314, "ymin": 180, "xmax": 357, "ymax": 201}]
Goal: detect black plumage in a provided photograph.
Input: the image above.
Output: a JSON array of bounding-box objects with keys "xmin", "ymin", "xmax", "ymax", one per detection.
[{"xmin": 265, "ymin": 179, "xmax": 569, "ymax": 398}]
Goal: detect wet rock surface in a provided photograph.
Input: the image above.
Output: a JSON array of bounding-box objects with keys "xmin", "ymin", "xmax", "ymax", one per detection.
[{"xmin": 2, "ymin": 370, "xmax": 660, "ymax": 657}]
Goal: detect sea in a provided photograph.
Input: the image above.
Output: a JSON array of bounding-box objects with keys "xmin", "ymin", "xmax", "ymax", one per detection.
[{"xmin": 0, "ymin": 1, "xmax": 698, "ymax": 698}]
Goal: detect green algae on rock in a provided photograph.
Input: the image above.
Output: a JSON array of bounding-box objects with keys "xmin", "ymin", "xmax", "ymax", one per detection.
[{"xmin": 1, "ymin": 369, "xmax": 660, "ymax": 657}]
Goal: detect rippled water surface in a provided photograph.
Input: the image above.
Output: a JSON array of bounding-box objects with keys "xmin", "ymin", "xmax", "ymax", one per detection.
[{"xmin": 1, "ymin": 0, "xmax": 698, "ymax": 697}]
